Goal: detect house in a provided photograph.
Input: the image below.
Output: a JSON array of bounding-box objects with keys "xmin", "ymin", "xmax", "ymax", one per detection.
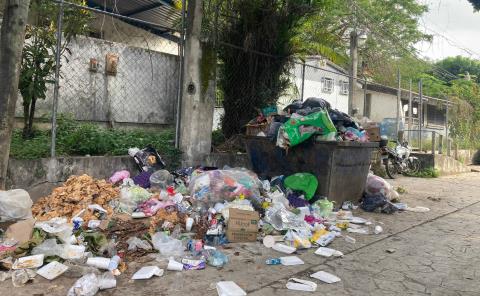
[{"xmin": 290, "ymin": 57, "xmax": 351, "ymax": 112}]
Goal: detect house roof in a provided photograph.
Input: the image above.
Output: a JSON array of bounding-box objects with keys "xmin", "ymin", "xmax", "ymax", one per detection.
[
  {"xmin": 86, "ymin": 0, "xmax": 181, "ymax": 42},
  {"xmin": 363, "ymin": 82, "xmax": 453, "ymax": 106}
]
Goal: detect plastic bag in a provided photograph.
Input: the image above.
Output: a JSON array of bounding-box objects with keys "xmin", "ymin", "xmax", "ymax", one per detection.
[
  {"xmin": 312, "ymin": 199, "xmax": 334, "ymax": 218},
  {"xmin": 109, "ymin": 170, "xmax": 130, "ymax": 184},
  {"xmin": 0, "ymin": 189, "xmax": 33, "ymax": 221},
  {"xmin": 150, "ymin": 170, "xmax": 174, "ymax": 190},
  {"xmin": 67, "ymin": 273, "xmax": 99, "ymax": 296},
  {"xmin": 284, "ymin": 173, "xmax": 318, "ymax": 200},
  {"xmin": 365, "ymin": 173, "xmax": 398, "ymax": 201},
  {"xmin": 118, "ymin": 185, "xmax": 152, "ymax": 214},
  {"xmin": 32, "ymin": 239, "xmax": 85, "ymax": 260},
  {"xmin": 151, "ymin": 232, "xmax": 184, "ymax": 257},
  {"xmin": 264, "ymin": 203, "xmax": 307, "ymax": 231},
  {"xmin": 127, "ymin": 237, "xmax": 152, "ymax": 251},
  {"xmin": 35, "ymin": 217, "xmax": 73, "ymax": 243},
  {"xmin": 206, "ymin": 250, "xmax": 229, "ymax": 267},
  {"xmin": 277, "ymin": 111, "xmax": 337, "ymax": 149},
  {"xmin": 189, "ymin": 169, "xmax": 262, "ymax": 205}
]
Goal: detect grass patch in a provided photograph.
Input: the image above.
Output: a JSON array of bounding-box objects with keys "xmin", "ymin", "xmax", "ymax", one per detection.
[
  {"xmin": 10, "ymin": 116, "xmax": 181, "ymax": 169},
  {"xmin": 409, "ymin": 167, "xmax": 440, "ymax": 178}
]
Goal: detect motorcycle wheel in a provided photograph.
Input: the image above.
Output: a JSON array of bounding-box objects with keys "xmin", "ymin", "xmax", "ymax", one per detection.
[
  {"xmin": 407, "ymin": 158, "xmax": 421, "ymax": 174},
  {"xmin": 385, "ymin": 158, "xmax": 399, "ymax": 179}
]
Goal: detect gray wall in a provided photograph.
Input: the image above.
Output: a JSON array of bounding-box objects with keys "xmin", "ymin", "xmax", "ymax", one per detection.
[{"xmin": 17, "ymin": 36, "xmax": 179, "ymax": 125}]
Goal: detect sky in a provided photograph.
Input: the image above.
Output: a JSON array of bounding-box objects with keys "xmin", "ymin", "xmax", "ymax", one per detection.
[{"xmin": 416, "ymin": 0, "xmax": 480, "ymax": 61}]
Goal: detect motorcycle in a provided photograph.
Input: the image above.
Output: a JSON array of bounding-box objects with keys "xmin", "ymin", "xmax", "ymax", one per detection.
[{"xmin": 379, "ymin": 137, "xmax": 420, "ymax": 179}]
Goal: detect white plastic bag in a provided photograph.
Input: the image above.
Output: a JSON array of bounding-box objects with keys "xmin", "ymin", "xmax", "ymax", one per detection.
[
  {"xmin": 151, "ymin": 232, "xmax": 184, "ymax": 257},
  {"xmin": 35, "ymin": 217, "xmax": 73, "ymax": 243},
  {"xmin": 0, "ymin": 189, "xmax": 33, "ymax": 221},
  {"xmin": 365, "ymin": 173, "xmax": 398, "ymax": 200},
  {"xmin": 127, "ymin": 237, "xmax": 152, "ymax": 251}
]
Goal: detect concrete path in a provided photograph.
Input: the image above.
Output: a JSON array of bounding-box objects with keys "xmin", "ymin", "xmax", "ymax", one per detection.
[{"xmin": 1, "ymin": 173, "xmax": 479, "ymax": 296}]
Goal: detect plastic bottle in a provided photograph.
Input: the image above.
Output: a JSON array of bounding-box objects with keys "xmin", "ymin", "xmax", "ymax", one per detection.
[
  {"xmin": 108, "ymin": 255, "xmax": 121, "ymax": 271},
  {"xmin": 265, "ymin": 258, "xmax": 282, "ymax": 265},
  {"xmin": 316, "ymin": 232, "xmax": 336, "ymax": 247}
]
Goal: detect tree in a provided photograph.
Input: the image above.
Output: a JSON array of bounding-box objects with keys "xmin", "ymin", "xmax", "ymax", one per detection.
[
  {"xmin": 467, "ymin": 0, "xmax": 480, "ymax": 11},
  {"xmin": 0, "ymin": 0, "xmax": 31, "ymax": 189},
  {"xmin": 212, "ymin": 0, "xmax": 333, "ymax": 137},
  {"xmin": 19, "ymin": 0, "xmax": 90, "ymax": 138},
  {"xmin": 435, "ymin": 56, "xmax": 480, "ymax": 83}
]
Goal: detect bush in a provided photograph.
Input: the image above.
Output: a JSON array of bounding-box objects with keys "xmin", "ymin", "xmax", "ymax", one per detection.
[
  {"xmin": 409, "ymin": 167, "xmax": 440, "ymax": 178},
  {"xmin": 10, "ymin": 116, "xmax": 181, "ymax": 169}
]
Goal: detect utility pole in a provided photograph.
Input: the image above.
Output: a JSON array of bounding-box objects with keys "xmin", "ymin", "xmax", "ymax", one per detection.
[
  {"xmin": 396, "ymin": 68, "xmax": 401, "ymax": 140},
  {"xmin": 0, "ymin": 0, "xmax": 31, "ymax": 189},
  {"xmin": 348, "ymin": 30, "xmax": 358, "ymax": 116},
  {"xmin": 179, "ymin": 0, "xmax": 217, "ymax": 165},
  {"xmin": 408, "ymin": 80, "xmax": 413, "ymax": 143}
]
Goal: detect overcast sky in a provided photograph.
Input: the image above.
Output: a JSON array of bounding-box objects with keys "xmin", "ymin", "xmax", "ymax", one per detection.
[{"xmin": 416, "ymin": 0, "xmax": 480, "ymax": 61}]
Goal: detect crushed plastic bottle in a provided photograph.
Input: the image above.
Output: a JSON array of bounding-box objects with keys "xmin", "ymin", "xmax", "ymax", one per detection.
[
  {"xmin": 316, "ymin": 232, "xmax": 336, "ymax": 247},
  {"xmin": 265, "ymin": 258, "xmax": 281, "ymax": 265}
]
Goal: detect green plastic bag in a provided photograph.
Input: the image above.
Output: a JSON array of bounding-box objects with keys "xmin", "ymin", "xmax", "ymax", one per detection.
[
  {"xmin": 279, "ymin": 111, "xmax": 336, "ymax": 147},
  {"xmin": 284, "ymin": 173, "xmax": 318, "ymax": 200}
]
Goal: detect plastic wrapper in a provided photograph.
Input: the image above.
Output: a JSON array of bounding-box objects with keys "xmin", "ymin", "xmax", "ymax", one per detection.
[
  {"xmin": 151, "ymin": 232, "xmax": 184, "ymax": 257},
  {"xmin": 276, "ymin": 110, "xmax": 337, "ymax": 149},
  {"xmin": 67, "ymin": 273, "xmax": 99, "ymax": 296},
  {"xmin": 118, "ymin": 185, "xmax": 152, "ymax": 214},
  {"xmin": 0, "ymin": 189, "xmax": 33, "ymax": 221},
  {"xmin": 284, "ymin": 229, "xmax": 312, "ymax": 249},
  {"xmin": 189, "ymin": 169, "xmax": 262, "ymax": 206},
  {"xmin": 312, "ymin": 199, "xmax": 334, "ymax": 218},
  {"xmin": 206, "ymin": 250, "xmax": 228, "ymax": 267},
  {"xmin": 264, "ymin": 203, "xmax": 307, "ymax": 231},
  {"xmin": 35, "ymin": 217, "xmax": 73, "ymax": 243},
  {"xmin": 127, "ymin": 237, "xmax": 152, "ymax": 251},
  {"xmin": 150, "ymin": 170, "xmax": 174, "ymax": 190},
  {"xmin": 109, "ymin": 170, "xmax": 130, "ymax": 184},
  {"xmin": 365, "ymin": 173, "xmax": 399, "ymax": 201},
  {"xmin": 284, "ymin": 173, "xmax": 318, "ymax": 200}
]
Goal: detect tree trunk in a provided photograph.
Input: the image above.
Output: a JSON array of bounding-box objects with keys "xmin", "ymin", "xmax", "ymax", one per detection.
[
  {"xmin": 26, "ymin": 97, "xmax": 36, "ymax": 137},
  {"xmin": 0, "ymin": 0, "xmax": 31, "ymax": 189}
]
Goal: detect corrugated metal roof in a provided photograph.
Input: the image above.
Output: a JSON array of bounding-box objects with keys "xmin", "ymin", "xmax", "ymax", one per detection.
[{"xmin": 87, "ymin": 0, "xmax": 181, "ymax": 40}]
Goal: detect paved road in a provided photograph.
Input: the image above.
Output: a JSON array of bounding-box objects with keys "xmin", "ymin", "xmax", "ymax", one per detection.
[{"xmin": 1, "ymin": 173, "xmax": 479, "ymax": 296}]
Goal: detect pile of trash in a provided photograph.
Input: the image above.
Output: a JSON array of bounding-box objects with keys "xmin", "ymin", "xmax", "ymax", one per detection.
[
  {"xmin": 245, "ymin": 97, "xmax": 375, "ymax": 149},
  {"xmin": 0, "ymin": 146, "xmax": 423, "ymax": 295}
]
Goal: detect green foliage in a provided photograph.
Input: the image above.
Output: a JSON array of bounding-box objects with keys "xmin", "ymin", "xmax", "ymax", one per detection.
[
  {"xmin": 409, "ymin": 167, "xmax": 439, "ymax": 178},
  {"xmin": 10, "ymin": 116, "xmax": 181, "ymax": 169},
  {"xmin": 19, "ymin": 0, "xmax": 91, "ymax": 138},
  {"xmin": 467, "ymin": 0, "xmax": 480, "ymax": 11},
  {"xmin": 211, "ymin": 129, "xmax": 226, "ymax": 147}
]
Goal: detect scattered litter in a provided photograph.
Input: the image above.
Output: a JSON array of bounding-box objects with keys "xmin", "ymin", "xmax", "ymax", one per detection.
[
  {"xmin": 279, "ymin": 256, "xmax": 304, "ymax": 266},
  {"xmin": 350, "ymin": 217, "xmax": 367, "ymax": 224},
  {"xmin": 314, "ymin": 247, "xmax": 343, "ymax": 257},
  {"xmin": 12, "ymin": 254, "xmax": 44, "ymax": 270},
  {"xmin": 0, "ymin": 189, "xmax": 33, "ymax": 221},
  {"xmin": 374, "ymin": 225, "xmax": 383, "ymax": 234},
  {"xmin": 310, "ymin": 271, "xmax": 341, "ymax": 283},
  {"xmin": 12, "ymin": 269, "xmax": 36, "ymax": 287},
  {"xmin": 386, "ymin": 249, "xmax": 396, "ymax": 253},
  {"xmin": 272, "ymin": 243, "xmax": 296, "ymax": 254},
  {"xmin": 347, "ymin": 227, "xmax": 369, "ymax": 234},
  {"xmin": 86, "ymin": 257, "xmax": 111, "ymax": 270},
  {"xmin": 405, "ymin": 206, "xmax": 430, "ymax": 213},
  {"xmin": 345, "ymin": 236, "xmax": 356, "ymax": 244},
  {"xmin": 216, "ymin": 281, "xmax": 247, "ymax": 296},
  {"xmin": 286, "ymin": 278, "xmax": 317, "ymax": 292},
  {"xmin": 131, "ymin": 266, "xmax": 164, "ymax": 280},
  {"xmin": 37, "ymin": 261, "xmax": 69, "ymax": 280},
  {"xmin": 167, "ymin": 259, "xmax": 184, "ymax": 271}
]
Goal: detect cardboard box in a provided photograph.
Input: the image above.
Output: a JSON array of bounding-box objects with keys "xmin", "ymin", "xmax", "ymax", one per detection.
[
  {"xmin": 226, "ymin": 209, "xmax": 259, "ymax": 242},
  {"xmin": 366, "ymin": 127, "xmax": 381, "ymax": 142}
]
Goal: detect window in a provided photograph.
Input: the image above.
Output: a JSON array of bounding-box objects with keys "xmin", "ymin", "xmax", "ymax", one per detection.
[
  {"xmin": 339, "ymin": 80, "xmax": 349, "ymax": 95},
  {"xmin": 322, "ymin": 77, "xmax": 334, "ymax": 93}
]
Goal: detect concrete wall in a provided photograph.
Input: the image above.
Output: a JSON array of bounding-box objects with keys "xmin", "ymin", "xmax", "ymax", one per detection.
[
  {"xmin": 16, "ymin": 36, "xmax": 179, "ymax": 125},
  {"xmin": 353, "ymin": 90, "xmax": 404, "ymax": 123},
  {"xmin": 7, "ymin": 153, "xmax": 250, "ymax": 201}
]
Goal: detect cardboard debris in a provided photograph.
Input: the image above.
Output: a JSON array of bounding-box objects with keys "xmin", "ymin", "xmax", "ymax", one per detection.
[
  {"xmin": 32, "ymin": 175, "xmax": 119, "ymax": 222},
  {"xmin": 226, "ymin": 209, "xmax": 259, "ymax": 242},
  {"xmin": 5, "ymin": 219, "xmax": 35, "ymax": 244}
]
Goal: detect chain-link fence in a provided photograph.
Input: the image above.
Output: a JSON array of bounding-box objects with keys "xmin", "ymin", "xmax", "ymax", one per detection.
[{"xmin": 14, "ymin": 0, "xmax": 183, "ymax": 158}]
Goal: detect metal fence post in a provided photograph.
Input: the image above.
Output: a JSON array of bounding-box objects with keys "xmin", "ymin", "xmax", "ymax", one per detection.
[
  {"xmin": 438, "ymin": 134, "xmax": 443, "ymax": 154},
  {"xmin": 419, "ymin": 79, "xmax": 423, "ymax": 152},
  {"xmin": 300, "ymin": 62, "xmax": 306, "ymax": 101},
  {"xmin": 50, "ymin": 0, "xmax": 64, "ymax": 158},
  {"xmin": 431, "ymin": 131, "xmax": 435, "ymax": 155}
]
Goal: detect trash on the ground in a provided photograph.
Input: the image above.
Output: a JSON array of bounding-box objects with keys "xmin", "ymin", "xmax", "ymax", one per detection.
[
  {"xmin": 131, "ymin": 266, "xmax": 164, "ymax": 280},
  {"xmin": 167, "ymin": 258, "xmax": 184, "ymax": 271},
  {"xmin": 364, "ymin": 173, "xmax": 399, "ymax": 201},
  {"xmin": 109, "ymin": 170, "xmax": 130, "ymax": 184},
  {"xmin": 284, "ymin": 173, "xmax": 318, "ymax": 200},
  {"xmin": 312, "ymin": 199, "xmax": 334, "ymax": 218},
  {"xmin": 0, "ymin": 189, "xmax": 33, "ymax": 221},
  {"xmin": 36, "ymin": 261, "xmax": 69, "ymax": 280},
  {"xmin": 374, "ymin": 225, "xmax": 383, "ymax": 234},
  {"xmin": 12, "ymin": 269, "xmax": 36, "ymax": 287},
  {"xmin": 182, "ymin": 258, "xmax": 206, "ymax": 270},
  {"xmin": 386, "ymin": 248, "xmax": 396, "ymax": 253},
  {"xmin": 98, "ymin": 272, "xmax": 117, "ymax": 290},
  {"xmin": 32, "ymin": 175, "xmax": 119, "ymax": 222},
  {"xmin": 272, "ymin": 243, "xmax": 296, "ymax": 254},
  {"xmin": 129, "ymin": 146, "xmax": 166, "ymax": 173},
  {"xmin": 4, "ymin": 218, "xmax": 35, "ymax": 244},
  {"xmin": 314, "ymin": 247, "xmax": 343, "ymax": 257},
  {"xmin": 0, "ymin": 270, "xmax": 12, "ymax": 282},
  {"xmin": 280, "ymin": 256, "xmax": 304, "ymax": 266},
  {"xmin": 127, "ymin": 237, "xmax": 152, "ymax": 251},
  {"xmin": 108, "ymin": 255, "xmax": 121, "ymax": 271},
  {"xmin": 216, "ymin": 281, "xmax": 247, "ymax": 296},
  {"xmin": 405, "ymin": 206, "xmax": 430, "ymax": 212},
  {"xmin": 347, "ymin": 227, "xmax": 369, "ymax": 234},
  {"xmin": 152, "ymin": 232, "xmax": 184, "ymax": 257},
  {"xmin": 286, "ymin": 278, "xmax": 317, "ymax": 292},
  {"xmin": 206, "ymin": 250, "xmax": 229, "ymax": 268},
  {"xmin": 345, "ymin": 236, "xmax": 356, "ymax": 244},
  {"xmin": 310, "ymin": 271, "xmax": 341, "ymax": 283},
  {"xmin": 12, "ymin": 254, "xmax": 44, "ymax": 269},
  {"xmin": 86, "ymin": 257, "xmax": 111, "ymax": 270},
  {"xmin": 315, "ymin": 232, "xmax": 336, "ymax": 246},
  {"xmin": 350, "ymin": 217, "xmax": 367, "ymax": 224},
  {"xmin": 226, "ymin": 209, "xmax": 259, "ymax": 242},
  {"xmin": 67, "ymin": 273, "xmax": 99, "ymax": 296},
  {"xmin": 265, "ymin": 258, "xmax": 282, "ymax": 265}
]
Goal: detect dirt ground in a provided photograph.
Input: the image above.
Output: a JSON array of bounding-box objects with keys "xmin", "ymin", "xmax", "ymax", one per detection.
[{"xmin": 1, "ymin": 172, "xmax": 480, "ymax": 296}]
